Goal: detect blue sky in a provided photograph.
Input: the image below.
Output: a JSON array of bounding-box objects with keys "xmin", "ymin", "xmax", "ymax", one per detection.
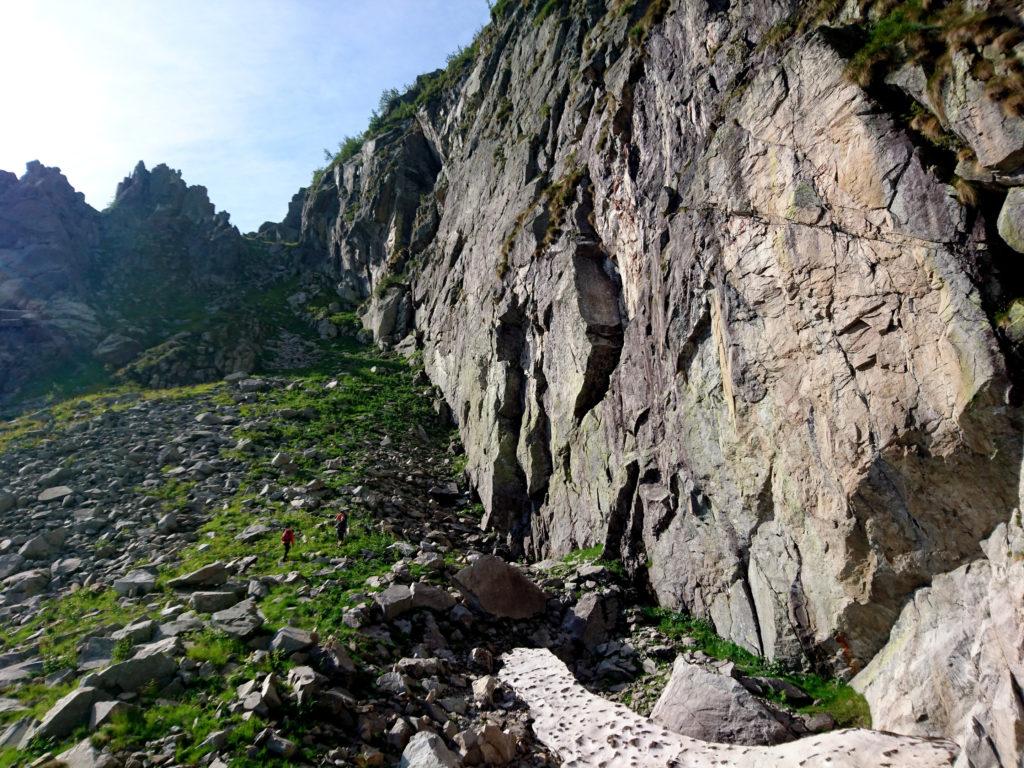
[{"xmin": 0, "ymin": 0, "xmax": 490, "ymax": 231}]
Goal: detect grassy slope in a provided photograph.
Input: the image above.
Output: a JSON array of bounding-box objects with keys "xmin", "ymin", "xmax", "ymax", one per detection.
[{"xmin": 0, "ymin": 334, "xmax": 459, "ymax": 765}]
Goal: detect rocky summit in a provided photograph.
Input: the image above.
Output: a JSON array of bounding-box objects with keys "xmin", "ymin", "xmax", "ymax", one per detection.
[{"xmin": 2, "ymin": 0, "xmax": 1024, "ymax": 766}]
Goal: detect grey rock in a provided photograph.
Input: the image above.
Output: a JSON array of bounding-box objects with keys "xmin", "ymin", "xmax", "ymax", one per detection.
[
  {"xmin": 0, "ymin": 717, "xmax": 32, "ymax": 749},
  {"xmin": 453, "ymin": 556, "xmax": 546, "ymax": 619},
  {"xmin": 111, "ymin": 619, "xmax": 155, "ymax": 644},
  {"xmin": 270, "ymin": 626, "xmax": 314, "ymax": 655},
  {"xmin": 562, "ymin": 591, "xmax": 620, "ymax": 650},
  {"xmin": 0, "ymin": 658, "xmax": 43, "ymax": 684},
  {"xmin": 168, "ymin": 561, "xmax": 229, "ymax": 589},
  {"xmin": 651, "ymin": 657, "xmax": 794, "ymax": 746},
  {"xmin": 375, "ymin": 583, "xmax": 414, "ymax": 619},
  {"xmin": 89, "ymin": 699, "xmax": 130, "ymax": 730},
  {"xmin": 3, "ymin": 568, "xmax": 49, "ymax": 597},
  {"xmin": 189, "ymin": 590, "xmax": 241, "ymax": 613},
  {"xmin": 0, "ymin": 554, "xmax": 25, "ymax": 580},
  {"xmin": 399, "ymin": 730, "xmax": 461, "ymax": 768},
  {"xmin": 998, "ymin": 187, "xmax": 1024, "ymax": 254},
  {"xmin": 410, "ymin": 582, "xmax": 457, "ymax": 612},
  {"xmin": 112, "ymin": 569, "xmax": 156, "ymax": 597},
  {"xmin": 93, "ymin": 643, "xmax": 178, "ymax": 693},
  {"xmin": 38, "ymin": 485, "xmax": 73, "ymax": 503},
  {"xmin": 77, "ymin": 637, "xmax": 115, "ymax": 671},
  {"xmin": 855, "ymin": 514, "xmax": 1024, "ymax": 768},
  {"xmin": 93, "ymin": 333, "xmax": 141, "ymax": 366},
  {"xmin": 18, "ymin": 534, "xmax": 56, "ymax": 560},
  {"xmin": 57, "ymin": 737, "xmax": 121, "ymax": 768},
  {"xmin": 38, "ymin": 466, "xmax": 73, "ymax": 486},
  {"xmin": 210, "ymin": 598, "xmax": 263, "ymax": 638},
  {"xmin": 31, "ymin": 686, "xmax": 99, "ymax": 740}
]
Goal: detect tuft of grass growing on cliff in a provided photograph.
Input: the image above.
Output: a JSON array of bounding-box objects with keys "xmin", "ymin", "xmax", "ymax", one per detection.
[
  {"xmin": 627, "ymin": 0, "xmax": 671, "ymax": 46},
  {"xmin": 645, "ymin": 607, "xmax": 870, "ymax": 728}
]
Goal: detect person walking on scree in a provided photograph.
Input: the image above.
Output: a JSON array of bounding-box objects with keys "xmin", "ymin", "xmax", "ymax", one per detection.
[
  {"xmin": 281, "ymin": 526, "xmax": 296, "ymax": 561},
  {"xmin": 335, "ymin": 511, "xmax": 348, "ymax": 542}
]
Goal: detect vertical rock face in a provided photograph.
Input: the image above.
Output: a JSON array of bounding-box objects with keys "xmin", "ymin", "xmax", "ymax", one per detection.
[
  {"xmin": 853, "ymin": 509, "xmax": 1024, "ymax": 768},
  {"xmin": 298, "ymin": 0, "xmax": 1024, "ymax": 682}
]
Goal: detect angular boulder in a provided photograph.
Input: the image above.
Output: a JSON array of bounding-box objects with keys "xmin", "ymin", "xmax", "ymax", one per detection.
[
  {"xmin": 998, "ymin": 187, "xmax": 1024, "ymax": 254},
  {"xmin": 399, "ymin": 730, "xmax": 461, "ymax": 768},
  {"xmin": 168, "ymin": 561, "xmax": 229, "ymax": 589},
  {"xmin": 562, "ymin": 591, "xmax": 620, "ymax": 650},
  {"xmin": 38, "ymin": 485, "xmax": 73, "ymax": 503},
  {"xmin": 453, "ymin": 555, "xmax": 547, "ymax": 619},
  {"xmin": 93, "ymin": 643, "xmax": 178, "ymax": 693},
  {"xmin": 270, "ymin": 626, "xmax": 315, "ymax": 655},
  {"xmin": 210, "ymin": 598, "xmax": 263, "ymax": 638},
  {"xmin": 410, "ymin": 582, "xmax": 457, "ymax": 612},
  {"xmin": 651, "ymin": 657, "xmax": 794, "ymax": 746},
  {"xmin": 854, "ymin": 516, "xmax": 1024, "ymax": 768},
  {"xmin": 112, "ymin": 569, "xmax": 156, "ymax": 597},
  {"xmin": 375, "ymin": 583, "xmax": 414, "ymax": 620},
  {"xmin": 57, "ymin": 737, "xmax": 121, "ymax": 768},
  {"xmin": 31, "ymin": 686, "xmax": 99, "ymax": 740},
  {"xmin": 189, "ymin": 590, "xmax": 241, "ymax": 613}
]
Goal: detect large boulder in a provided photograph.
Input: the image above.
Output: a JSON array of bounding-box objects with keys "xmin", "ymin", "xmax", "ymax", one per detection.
[
  {"xmin": 112, "ymin": 569, "xmax": 156, "ymax": 597},
  {"xmin": 270, "ymin": 627, "xmax": 315, "ymax": 655},
  {"xmin": 93, "ymin": 640, "xmax": 179, "ymax": 693},
  {"xmin": 31, "ymin": 687, "xmax": 99, "ymax": 741},
  {"xmin": 562, "ymin": 591, "xmax": 620, "ymax": 650},
  {"xmin": 410, "ymin": 582, "xmax": 457, "ymax": 612},
  {"xmin": 453, "ymin": 556, "xmax": 547, "ymax": 619},
  {"xmin": 168, "ymin": 561, "xmax": 229, "ymax": 589},
  {"xmin": 210, "ymin": 599, "xmax": 264, "ymax": 639},
  {"xmin": 375, "ymin": 584, "xmax": 414, "ymax": 620},
  {"xmin": 399, "ymin": 730, "xmax": 461, "ymax": 768},
  {"xmin": 997, "ymin": 187, "xmax": 1024, "ymax": 254},
  {"xmin": 189, "ymin": 590, "xmax": 241, "ymax": 613},
  {"xmin": 57, "ymin": 737, "xmax": 120, "ymax": 768},
  {"xmin": 3, "ymin": 568, "xmax": 49, "ymax": 598},
  {"xmin": 0, "ymin": 554, "xmax": 25, "ymax": 580},
  {"xmin": 650, "ymin": 657, "xmax": 794, "ymax": 746},
  {"xmin": 37, "ymin": 485, "xmax": 73, "ymax": 503}
]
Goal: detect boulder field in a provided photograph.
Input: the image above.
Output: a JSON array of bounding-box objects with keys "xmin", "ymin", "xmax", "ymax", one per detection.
[{"xmin": 2, "ymin": 0, "xmax": 1024, "ymax": 764}]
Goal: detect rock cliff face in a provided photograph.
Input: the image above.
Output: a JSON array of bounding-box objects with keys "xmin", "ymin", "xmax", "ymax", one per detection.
[
  {"xmin": 296, "ymin": 0, "xmax": 1024, "ymax": 742},
  {"xmin": 299, "ymin": 0, "xmax": 1024, "ymax": 677},
  {"xmin": 0, "ymin": 162, "xmax": 102, "ymax": 401},
  {"xmin": 0, "ymin": 161, "xmax": 286, "ymax": 406}
]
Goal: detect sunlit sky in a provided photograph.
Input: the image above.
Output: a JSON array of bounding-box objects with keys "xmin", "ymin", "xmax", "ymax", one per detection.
[{"xmin": 0, "ymin": 1, "xmax": 490, "ymax": 231}]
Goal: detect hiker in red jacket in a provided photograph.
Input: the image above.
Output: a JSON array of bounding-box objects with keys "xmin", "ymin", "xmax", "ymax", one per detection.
[
  {"xmin": 281, "ymin": 527, "xmax": 296, "ymax": 561},
  {"xmin": 334, "ymin": 511, "xmax": 348, "ymax": 542}
]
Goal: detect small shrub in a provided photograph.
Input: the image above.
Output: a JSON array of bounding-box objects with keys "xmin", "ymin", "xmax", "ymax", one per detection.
[{"xmin": 111, "ymin": 636, "xmax": 135, "ymax": 662}]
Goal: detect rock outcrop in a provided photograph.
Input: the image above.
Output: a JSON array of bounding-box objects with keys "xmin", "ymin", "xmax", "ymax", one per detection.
[
  {"xmin": 290, "ymin": 0, "xmax": 1024, "ymax": 761},
  {"xmin": 297, "ymin": 0, "xmax": 1024, "ymax": 675}
]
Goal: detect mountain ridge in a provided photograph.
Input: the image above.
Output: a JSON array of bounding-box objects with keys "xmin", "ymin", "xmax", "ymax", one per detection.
[{"xmin": 1, "ymin": 0, "xmax": 1023, "ymax": 764}]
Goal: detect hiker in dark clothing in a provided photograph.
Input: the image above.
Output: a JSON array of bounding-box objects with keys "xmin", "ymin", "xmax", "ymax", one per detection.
[
  {"xmin": 281, "ymin": 527, "xmax": 296, "ymax": 560},
  {"xmin": 334, "ymin": 511, "xmax": 348, "ymax": 542}
]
